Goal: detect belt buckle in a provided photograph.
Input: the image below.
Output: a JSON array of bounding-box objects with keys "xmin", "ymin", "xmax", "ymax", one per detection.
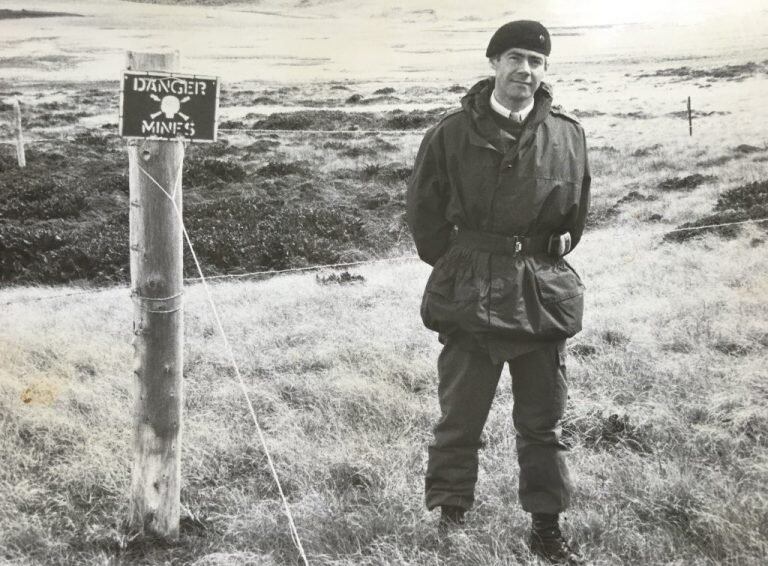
[{"xmin": 511, "ymin": 236, "xmax": 522, "ymax": 256}]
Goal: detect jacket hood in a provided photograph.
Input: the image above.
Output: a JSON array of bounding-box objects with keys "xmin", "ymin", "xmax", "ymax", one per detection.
[{"xmin": 460, "ymin": 78, "xmax": 553, "ymax": 148}]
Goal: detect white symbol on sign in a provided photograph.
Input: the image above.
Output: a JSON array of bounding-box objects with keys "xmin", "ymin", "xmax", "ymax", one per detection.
[{"xmin": 149, "ymin": 94, "xmax": 191, "ymax": 121}]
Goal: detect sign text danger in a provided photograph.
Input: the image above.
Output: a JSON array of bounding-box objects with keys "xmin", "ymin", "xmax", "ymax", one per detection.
[{"xmin": 120, "ymin": 72, "xmax": 219, "ymax": 142}]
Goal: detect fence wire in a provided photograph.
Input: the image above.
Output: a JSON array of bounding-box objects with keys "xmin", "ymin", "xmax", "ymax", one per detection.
[{"xmin": 3, "ymin": 215, "xmax": 767, "ymax": 307}]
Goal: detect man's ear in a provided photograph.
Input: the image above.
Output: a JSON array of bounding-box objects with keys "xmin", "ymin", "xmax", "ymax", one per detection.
[{"xmin": 489, "ymin": 56, "xmax": 499, "ymax": 72}]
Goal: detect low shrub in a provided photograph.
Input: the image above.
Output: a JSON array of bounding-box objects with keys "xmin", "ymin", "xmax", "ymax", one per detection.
[
  {"xmin": 316, "ymin": 270, "xmax": 365, "ymax": 285},
  {"xmin": 185, "ymin": 199, "xmax": 366, "ymax": 273},
  {"xmin": 256, "ymin": 161, "xmax": 309, "ymax": 178},
  {"xmin": 657, "ymin": 174, "xmax": 716, "ymax": 191},
  {"xmin": 184, "ymin": 158, "xmax": 246, "ymax": 187},
  {"xmin": 664, "ymin": 179, "xmax": 768, "ymax": 242},
  {"xmin": 0, "ymin": 213, "xmax": 127, "ymax": 284},
  {"xmin": 714, "ymin": 179, "xmax": 768, "ymax": 211},
  {"xmin": 0, "ymin": 176, "xmax": 89, "ymax": 220}
]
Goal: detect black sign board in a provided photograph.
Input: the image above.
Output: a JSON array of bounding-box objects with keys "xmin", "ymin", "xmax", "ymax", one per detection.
[{"xmin": 120, "ymin": 71, "xmax": 219, "ymax": 142}]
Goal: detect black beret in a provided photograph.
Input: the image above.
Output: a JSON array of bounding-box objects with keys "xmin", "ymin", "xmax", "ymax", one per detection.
[{"xmin": 486, "ymin": 20, "xmax": 551, "ymax": 58}]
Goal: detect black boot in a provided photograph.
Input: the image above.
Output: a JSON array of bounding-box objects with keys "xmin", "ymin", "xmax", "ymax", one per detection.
[
  {"xmin": 438, "ymin": 505, "xmax": 466, "ymax": 534},
  {"xmin": 529, "ymin": 514, "xmax": 584, "ymax": 565}
]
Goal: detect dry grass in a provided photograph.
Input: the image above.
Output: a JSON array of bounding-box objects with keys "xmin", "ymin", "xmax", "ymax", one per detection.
[{"xmin": 1, "ymin": 206, "xmax": 767, "ymax": 564}]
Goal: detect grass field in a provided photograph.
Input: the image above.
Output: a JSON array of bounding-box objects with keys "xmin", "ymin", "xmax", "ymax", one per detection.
[{"xmin": 2, "ymin": 1, "xmax": 768, "ymax": 564}]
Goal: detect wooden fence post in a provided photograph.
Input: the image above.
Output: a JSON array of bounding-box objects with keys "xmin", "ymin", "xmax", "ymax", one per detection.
[
  {"xmin": 126, "ymin": 50, "xmax": 184, "ymax": 541},
  {"xmin": 687, "ymin": 96, "xmax": 692, "ymax": 137},
  {"xmin": 13, "ymin": 99, "xmax": 26, "ymax": 168}
]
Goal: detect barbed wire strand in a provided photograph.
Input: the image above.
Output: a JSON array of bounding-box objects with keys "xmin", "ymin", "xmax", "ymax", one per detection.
[
  {"xmin": 193, "ymin": 255, "xmax": 419, "ymax": 282},
  {"xmin": 664, "ymin": 217, "xmax": 768, "ymax": 234},
  {"xmin": 135, "ymin": 145, "xmax": 310, "ymax": 566},
  {"xmin": 218, "ymin": 128, "xmax": 424, "ymax": 135},
  {"xmin": 0, "ymin": 127, "xmax": 426, "ymax": 146},
  {"xmin": 1, "ymin": 287, "xmax": 126, "ymax": 307},
  {"xmin": 3, "ymin": 216, "xmax": 768, "ymax": 307}
]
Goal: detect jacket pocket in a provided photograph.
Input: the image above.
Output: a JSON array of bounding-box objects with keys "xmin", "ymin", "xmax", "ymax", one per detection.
[
  {"xmin": 534, "ymin": 259, "xmax": 585, "ymax": 305},
  {"xmin": 531, "ymin": 258, "xmax": 585, "ymax": 339},
  {"xmin": 421, "ymin": 247, "xmax": 490, "ymax": 334}
]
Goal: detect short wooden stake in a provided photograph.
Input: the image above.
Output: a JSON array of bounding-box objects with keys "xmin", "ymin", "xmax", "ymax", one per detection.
[
  {"xmin": 687, "ymin": 96, "xmax": 692, "ymax": 137},
  {"xmin": 13, "ymin": 99, "xmax": 26, "ymax": 168},
  {"xmin": 126, "ymin": 50, "xmax": 184, "ymax": 541}
]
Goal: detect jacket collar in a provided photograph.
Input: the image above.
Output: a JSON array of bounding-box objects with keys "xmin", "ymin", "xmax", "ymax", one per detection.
[{"xmin": 461, "ymin": 77, "xmax": 553, "ymax": 152}]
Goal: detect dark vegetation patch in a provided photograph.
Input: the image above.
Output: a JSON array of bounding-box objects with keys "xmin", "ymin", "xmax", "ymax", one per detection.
[
  {"xmin": 573, "ymin": 109, "xmax": 607, "ymax": 118},
  {"xmin": 616, "ymin": 191, "xmax": 657, "ymax": 205},
  {"xmin": 733, "ymin": 144, "xmax": 763, "ymax": 155},
  {"xmin": 184, "ymin": 200, "xmax": 366, "ymax": 274},
  {"xmin": 588, "ymin": 190, "xmax": 657, "ymax": 226},
  {"xmin": 631, "ymin": 144, "xmax": 662, "ymax": 157},
  {"xmin": 0, "ymin": 9, "xmax": 82, "ymax": 19},
  {"xmin": 316, "ymin": 270, "xmax": 365, "ymax": 285},
  {"xmin": 357, "ymin": 190, "xmax": 391, "ymax": 210},
  {"xmin": 250, "ymin": 108, "xmax": 445, "ymax": 131},
  {"xmin": 184, "ymin": 158, "xmax": 246, "ymax": 187},
  {"xmin": 447, "ymin": 85, "xmax": 466, "ymax": 93},
  {"xmin": 664, "ymin": 180, "xmax": 768, "ymax": 243},
  {"xmin": 602, "ymin": 330, "xmax": 630, "ymax": 347},
  {"xmin": 0, "ymin": 128, "xmax": 405, "ymax": 285},
  {"xmin": 696, "ymin": 155, "xmax": 735, "ymax": 168},
  {"xmin": 657, "ymin": 174, "xmax": 716, "ymax": 192},
  {"xmin": 563, "ymin": 411, "xmax": 651, "ymax": 453},
  {"xmin": 696, "ymin": 145, "xmax": 765, "ymax": 167},
  {"xmin": 711, "ymin": 339, "xmax": 753, "ymax": 357},
  {"xmin": 591, "ymin": 145, "xmax": 619, "ymax": 154},
  {"xmin": 667, "ymin": 109, "xmax": 730, "ymax": 119},
  {"xmin": 373, "ymin": 87, "xmax": 396, "ymax": 95},
  {"xmin": 327, "ymin": 461, "xmax": 382, "ymax": 495},
  {"xmin": 256, "ymin": 161, "xmax": 309, "ymax": 178},
  {"xmin": 24, "ymin": 111, "xmax": 91, "ymax": 128},
  {"xmin": 613, "ymin": 111, "xmax": 654, "ymax": 120},
  {"xmin": 569, "ymin": 343, "xmax": 597, "ymax": 357},
  {"xmin": 218, "ymin": 119, "xmax": 246, "ymax": 129},
  {"xmin": 638, "ymin": 61, "xmax": 767, "ymax": 82},
  {"xmin": 585, "ymin": 199, "xmax": 619, "ymax": 228},
  {"xmin": 244, "ymin": 139, "xmax": 280, "ymax": 154},
  {"xmin": 0, "ymin": 55, "xmax": 82, "ymax": 70},
  {"xmin": 356, "ymin": 95, "xmax": 401, "ymax": 105},
  {"xmin": 358, "ymin": 163, "xmax": 412, "ymax": 183},
  {"xmin": 35, "ymin": 101, "xmax": 76, "ymax": 111}
]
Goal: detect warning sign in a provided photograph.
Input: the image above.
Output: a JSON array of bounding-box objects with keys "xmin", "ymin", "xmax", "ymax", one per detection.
[{"xmin": 120, "ymin": 71, "xmax": 219, "ymax": 142}]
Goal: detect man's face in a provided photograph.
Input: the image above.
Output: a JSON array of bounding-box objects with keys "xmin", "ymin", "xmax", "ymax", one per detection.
[{"xmin": 490, "ymin": 47, "xmax": 547, "ymax": 107}]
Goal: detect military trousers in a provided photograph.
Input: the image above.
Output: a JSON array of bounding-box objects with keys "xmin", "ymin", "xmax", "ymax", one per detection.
[{"xmin": 425, "ymin": 337, "xmax": 573, "ymax": 514}]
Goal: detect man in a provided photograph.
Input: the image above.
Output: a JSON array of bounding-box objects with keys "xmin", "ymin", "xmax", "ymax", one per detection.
[{"xmin": 406, "ymin": 20, "xmax": 590, "ymax": 565}]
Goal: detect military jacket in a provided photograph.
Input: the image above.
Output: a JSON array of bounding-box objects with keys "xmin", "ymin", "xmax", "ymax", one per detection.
[{"xmin": 407, "ymin": 78, "xmax": 591, "ymax": 340}]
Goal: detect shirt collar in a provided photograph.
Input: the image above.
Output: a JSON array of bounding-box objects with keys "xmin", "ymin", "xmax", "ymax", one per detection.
[{"xmin": 490, "ymin": 89, "xmax": 534, "ymax": 123}]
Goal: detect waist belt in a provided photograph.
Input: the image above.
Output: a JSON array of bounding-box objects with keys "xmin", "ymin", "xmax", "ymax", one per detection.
[{"xmin": 455, "ymin": 228, "xmax": 551, "ymax": 256}]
